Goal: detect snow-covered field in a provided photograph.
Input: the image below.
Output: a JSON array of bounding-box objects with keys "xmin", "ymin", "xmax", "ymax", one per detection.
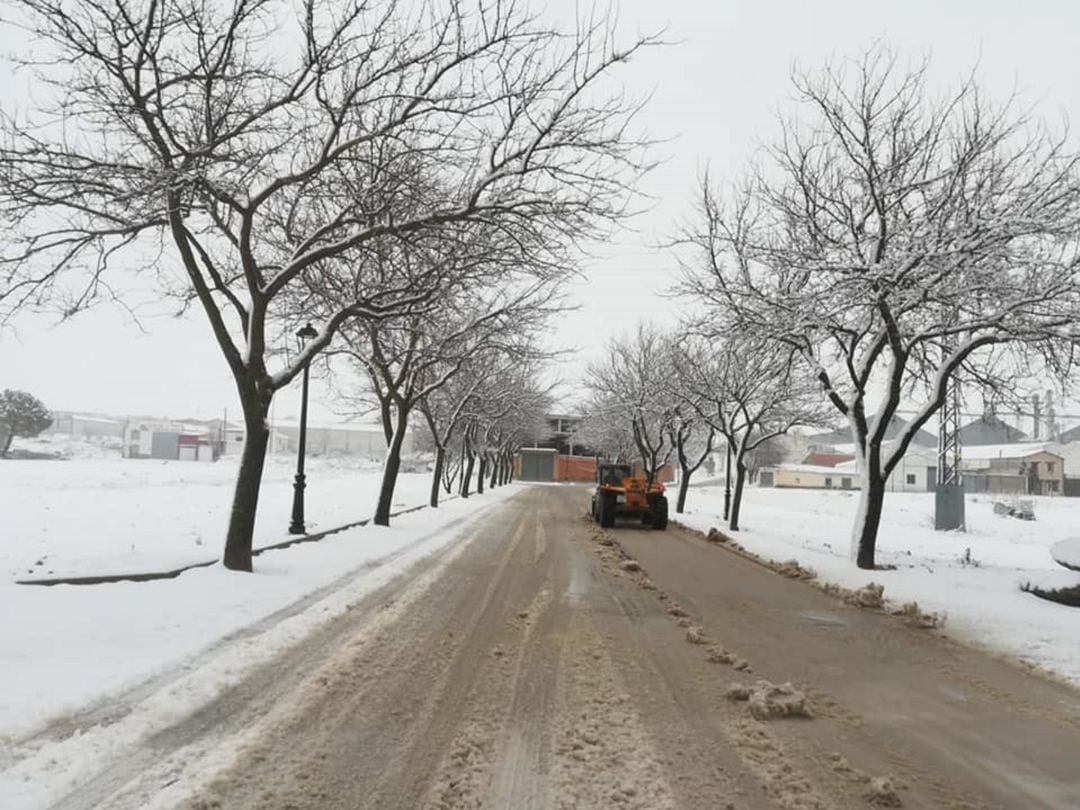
[
  {"xmin": 679, "ymin": 485, "xmax": 1080, "ymax": 686},
  {"xmin": 0, "ymin": 439, "xmax": 510, "ymax": 744},
  {"xmin": 4, "ymin": 437, "xmax": 433, "ymax": 578}
]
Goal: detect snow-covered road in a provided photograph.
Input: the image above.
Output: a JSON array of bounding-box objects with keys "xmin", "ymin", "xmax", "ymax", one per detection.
[{"xmin": 18, "ymin": 485, "xmax": 1077, "ymax": 810}]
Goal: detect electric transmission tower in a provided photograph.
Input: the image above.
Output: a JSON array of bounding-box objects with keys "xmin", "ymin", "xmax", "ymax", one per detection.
[{"xmin": 935, "ymin": 346, "xmax": 966, "ymax": 530}]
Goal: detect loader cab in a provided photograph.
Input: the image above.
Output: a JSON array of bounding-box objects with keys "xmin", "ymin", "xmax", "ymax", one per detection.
[{"xmin": 598, "ymin": 463, "xmax": 633, "ymax": 487}]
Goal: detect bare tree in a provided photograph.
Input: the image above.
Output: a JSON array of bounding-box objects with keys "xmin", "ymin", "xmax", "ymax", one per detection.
[
  {"xmin": 664, "ymin": 350, "xmax": 715, "ymax": 514},
  {"xmin": 575, "ymin": 394, "xmax": 640, "ymax": 463},
  {"xmin": 418, "ymin": 350, "xmax": 549, "ymax": 504},
  {"xmin": 672, "ymin": 335, "xmax": 826, "ymax": 531},
  {"xmin": 1, "ymin": 0, "xmax": 657, "ymax": 569},
  {"xmin": 585, "ymin": 324, "xmax": 675, "ymax": 484},
  {"xmin": 341, "ymin": 265, "xmax": 562, "ymax": 524},
  {"xmin": 419, "ymin": 366, "xmax": 488, "ymax": 507},
  {"xmin": 681, "ymin": 45, "xmax": 1080, "ymax": 566}
]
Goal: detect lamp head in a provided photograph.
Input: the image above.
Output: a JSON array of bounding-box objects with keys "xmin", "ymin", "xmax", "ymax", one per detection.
[{"xmin": 296, "ymin": 323, "xmax": 318, "ymax": 350}]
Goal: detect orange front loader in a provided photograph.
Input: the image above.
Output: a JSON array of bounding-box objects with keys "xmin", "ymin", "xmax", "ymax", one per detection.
[{"xmin": 589, "ymin": 462, "xmax": 668, "ymax": 530}]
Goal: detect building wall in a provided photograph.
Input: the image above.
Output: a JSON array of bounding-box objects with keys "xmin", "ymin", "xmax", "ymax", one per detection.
[
  {"xmin": 772, "ymin": 469, "xmax": 859, "ymax": 489},
  {"xmin": 516, "ymin": 449, "xmax": 557, "ymax": 481},
  {"xmin": 123, "ymin": 422, "xmax": 155, "ymax": 458},
  {"xmin": 964, "ymin": 474, "xmax": 1027, "ymax": 495},
  {"xmin": 884, "ymin": 455, "xmax": 934, "ymax": 492},
  {"xmin": 964, "ymin": 451, "xmax": 1064, "ymax": 494},
  {"xmin": 47, "ymin": 414, "xmax": 124, "ymax": 440},
  {"xmin": 270, "ymin": 424, "xmax": 407, "ymax": 459},
  {"xmin": 556, "ymin": 455, "xmax": 597, "ymax": 483}
]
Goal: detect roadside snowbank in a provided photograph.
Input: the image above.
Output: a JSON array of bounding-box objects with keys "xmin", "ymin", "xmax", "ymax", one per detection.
[
  {"xmin": 678, "ymin": 486, "xmax": 1080, "ymax": 686},
  {"xmin": 0, "ymin": 485, "xmax": 520, "ymax": 809}
]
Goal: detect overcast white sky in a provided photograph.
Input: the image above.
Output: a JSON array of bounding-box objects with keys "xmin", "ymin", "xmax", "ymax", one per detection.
[{"xmin": 2, "ymin": 0, "xmax": 1078, "ymax": 425}]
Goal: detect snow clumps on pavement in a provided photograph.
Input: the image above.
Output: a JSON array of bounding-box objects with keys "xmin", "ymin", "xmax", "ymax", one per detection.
[{"xmin": 726, "ymin": 680, "xmax": 811, "ymax": 720}]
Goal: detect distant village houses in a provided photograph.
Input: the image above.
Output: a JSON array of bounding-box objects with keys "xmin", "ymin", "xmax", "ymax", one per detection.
[{"xmin": 755, "ymin": 412, "xmax": 1077, "ymax": 497}]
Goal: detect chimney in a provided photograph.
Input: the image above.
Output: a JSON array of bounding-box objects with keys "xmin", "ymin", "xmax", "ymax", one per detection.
[{"xmin": 1032, "ymin": 393, "xmax": 1041, "ymax": 440}]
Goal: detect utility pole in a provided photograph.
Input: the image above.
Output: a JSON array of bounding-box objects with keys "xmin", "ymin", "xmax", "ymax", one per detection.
[{"xmin": 935, "ymin": 363, "xmax": 965, "ymax": 531}]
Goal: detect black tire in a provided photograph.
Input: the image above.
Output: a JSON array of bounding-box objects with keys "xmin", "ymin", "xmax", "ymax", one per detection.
[
  {"xmin": 590, "ymin": 494, "xmax": 600, "ymax": 522},
  {"xmin": 599, "ymin": 493, "xmax": 616, "ymax": 528},
  {"xmin": 651, "ymin": 495, "xmax": 668, "ymax": 530}
]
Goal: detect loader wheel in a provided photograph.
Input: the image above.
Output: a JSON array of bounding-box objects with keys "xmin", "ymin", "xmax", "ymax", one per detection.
[
  {"xmin": 651, "ymin": 495, "xmax": 668, "ymax": 530},
  {"xmin": 599, "ymin": 492, "xmax": 616, "ymax": 528},
  {"xmin": 590, "ymin": 495, "xmax": 599, "ymax": 522}
]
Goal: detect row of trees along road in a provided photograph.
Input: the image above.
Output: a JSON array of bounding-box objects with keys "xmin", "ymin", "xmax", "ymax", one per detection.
[
  {"xmin": 678, "ymin": 44, "xmax": 1080, "ymax": 569},
  {"xmin": 0, "ymin": 1, "xmax": 658, "ymax": 571},
  {"xmin": 580, "ymin": 324, "xmax": 826, "ymax": 529}
]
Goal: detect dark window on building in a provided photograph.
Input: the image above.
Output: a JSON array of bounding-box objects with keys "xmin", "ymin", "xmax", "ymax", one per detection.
[
  {"xmin": 824, "ymin": 477, "xmax": 832, "ymax": 488},
  {"xmin": 1047, "ymin": 462, "xmax": 1055, "ymax": 473},
  {"xmin": 906, "ymin": 474, "xmax": 916, "ymax": 485}
]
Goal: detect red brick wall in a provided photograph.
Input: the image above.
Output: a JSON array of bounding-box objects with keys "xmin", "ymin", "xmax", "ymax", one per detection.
[{"xmin": 557, "ymin": 456, "xmax": 597, "ymax": 482}]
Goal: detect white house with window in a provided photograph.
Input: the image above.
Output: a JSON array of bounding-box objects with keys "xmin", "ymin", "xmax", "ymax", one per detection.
[{"xmin": 820, "ymin": 441, "xmax": 937, "ymax": 492}]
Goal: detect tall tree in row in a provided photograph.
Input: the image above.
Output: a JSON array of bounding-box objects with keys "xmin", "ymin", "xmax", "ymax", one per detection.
[
  {"xmin": 457, "ymin": 366, "xmax": 552, "ymax": 498},
  {"xmin": 0, "ymin": 0, "xmax": 657, "ymax": 569},
  {"xmin": 680, "ymin": 45, "xmax": 1080, "ymax": 566},
  {"xmin": 664, "ymin": 380, "xmax": 715, "ymax": 515},
  {"xmin": 417, "ymin": 354, "xmax": 549, "ymax": 506},
  {"xmin": 671, "ymin": 335, "xmax": 826, "ymax": 531},
  {"xmin": 584, "ymin": 324, "xmax": 675, "ymax": 484},
  {"xmin": 342, "ymin": 271, "xmax": 562, "ymax": 524}
]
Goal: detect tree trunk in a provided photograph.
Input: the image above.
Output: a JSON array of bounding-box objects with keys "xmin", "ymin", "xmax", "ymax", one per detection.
[
  {"xmin": 443, "ymin": 453, "xmax": 458, "ymax": 494},
  {"xmin": 676, "ymin": 467, "xmax": 691, "ymax": 514},
  {"xmin": 0, "ymin": 424, "xmax": 12, "ymax": 456},
  {"xmin": 476, "ymin": 455, "xmax": 486, "ymax": 495},
  {"xmin": 507, "ymin": 452, "xmax": 515, "ymax": 483},
  {"xmin": 728, "ymin": 460, "xmax": 748, "ymax": 532},
  {"xmin": 430, "ymin": 444, "xmax": 445, "ymax": 508},
  {"xmin": 489, "ymin": 454, "xmax": 498, "ymax": 489},
  {"xmin": 374, "ymin": 408, "xmax": 409, "ymax": 526},
  {"xmin": 461, "ymin": 453, "xmax": 475, "ymax": 498},
  {"xmin": 222, "ymin": 394, "xmax": 272, "ymax": 572},
  {"xmin": 853, "ymin": 461, "xmax": 886, "ymax": 570}
]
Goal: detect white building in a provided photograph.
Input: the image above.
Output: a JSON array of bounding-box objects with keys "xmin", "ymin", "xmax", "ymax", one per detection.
[
  {"xmin": 269, "ymin": 421, "xmax": 410, "ymax": 460},
  {"xmin": 122, "ymin": 420, "xmax": 216, "ymax": 461},
  {"xmin": 819, "ymin": 441, "xmax": 937, "ymax": 492}
]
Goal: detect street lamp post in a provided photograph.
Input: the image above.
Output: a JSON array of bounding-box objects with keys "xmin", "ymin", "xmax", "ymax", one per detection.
[
  {"xmin": 723, "ymin": 441, "xmax": 732, "ymax": 521},
  {"xmin": 289, "ymin": 323, "xmax": 319, "ymax": 535}
]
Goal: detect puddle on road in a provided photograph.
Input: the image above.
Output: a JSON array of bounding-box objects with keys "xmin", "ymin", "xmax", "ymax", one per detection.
[{"xmin": 797, "ymin": 610, "xmax": 849, "ymax": 627}]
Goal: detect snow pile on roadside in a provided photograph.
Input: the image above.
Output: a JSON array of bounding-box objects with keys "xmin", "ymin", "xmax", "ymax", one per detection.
[{"xmin": 678, "ymin": 486, "xmax": 1080, "ymax": 685}]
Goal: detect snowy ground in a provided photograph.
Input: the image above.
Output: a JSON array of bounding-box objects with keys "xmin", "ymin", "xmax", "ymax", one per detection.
[
  {"xmin": 1, "ymin": 436, "xmax": 507, "ymax": 744},
  {"xmin": 678, "ymin": 485, "xmax": 1080, "ymax": 686},
  {"xmin": 4, "ymin": 435, "xmax": 433, "ymax": 578},
  {"xmin": 0, "ymin": 488, "xmax": 520, "ymax": 809}
]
